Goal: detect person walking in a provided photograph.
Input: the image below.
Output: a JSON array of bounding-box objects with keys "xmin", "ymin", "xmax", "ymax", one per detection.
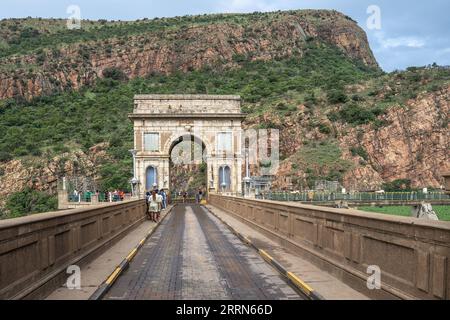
[
  {"xmin": 148, "ymin": 190, "xmax": 162, "ymax": 222},
  {"xmin": 145, "ymin": 191, "xmax": 150, "ymax": 213},
  {"xmin": 198, "ymin": 188, "xmax": 203, "ymax": 203},
  {"xmin": 182, "ymin": 191, "xmax": 187, "ymax": 203},
  {"xmin": 160, "ymin": 189, "xmax": 167, "ymax": 209}
]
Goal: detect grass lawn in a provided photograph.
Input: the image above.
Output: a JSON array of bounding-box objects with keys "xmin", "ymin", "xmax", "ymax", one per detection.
[{"xmin": 358, "ymin": 205, "xmax": 450, "ymax": 222}]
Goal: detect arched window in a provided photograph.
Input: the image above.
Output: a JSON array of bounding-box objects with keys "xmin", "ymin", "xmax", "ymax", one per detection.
[
  {"xmin": 219, "ymin": 165, "xmax": 231, "ymax": 191},
  {"xmin": 146, "ymin": 166, "xmax": 158, "ymax": 191}
]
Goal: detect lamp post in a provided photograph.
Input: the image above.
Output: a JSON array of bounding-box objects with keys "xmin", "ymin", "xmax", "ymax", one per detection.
[
  {"xmin": 131, "ymin": 177, "xmax": 139, "ymax": 199},
  {"xmin": 129, "ymin": 149, "xmax": 138, "ymax": 197},
  {"xmin": 243, "ymin": 149, "xmax": 251, "ymax": 197},
  {"xmin": 221, "ymin": 165, "xmax": 227, "ymax": 193}
]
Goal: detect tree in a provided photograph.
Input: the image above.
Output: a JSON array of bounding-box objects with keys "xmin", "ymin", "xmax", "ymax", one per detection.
[
  {"xmin": 5, "ymin": 187, "xmax": 57, "ymax": 218},
  {"xmin": 382, "ymin": 179, "xmax": 413, "ymax": 192},
  {"xmin": 327, "ymin": 89, "xmax": 348, "ymax": 104},
  {"xmin": 102, "ymin": 67, "xmax": 128, "ymax": 81}
]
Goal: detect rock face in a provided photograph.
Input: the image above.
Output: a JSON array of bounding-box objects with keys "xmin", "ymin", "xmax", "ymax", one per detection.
[
  {"xmin": 0, "ymin": 144, "xmax": 109, "ymax": 208},
  {"xmin": 341, "ymin": 86, "xmax": 450, "ymax": 190},
  {"xmin": 0, "ymin": 10, "xmax": 378, "ymax": 101},
  {"xmin": 267, "ymin": 85, "xmax": 450, "ymax": 191}
]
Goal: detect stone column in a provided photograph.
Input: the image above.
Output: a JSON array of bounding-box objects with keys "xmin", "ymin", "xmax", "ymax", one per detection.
[{"xmin": 57, "ymin": 189, "xmax": 68, "ymax": 210}]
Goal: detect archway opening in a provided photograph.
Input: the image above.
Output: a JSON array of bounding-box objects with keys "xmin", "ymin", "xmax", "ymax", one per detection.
[{"xmin": 169, "ymin": 135, "xmax": 207, "ymax": 201}]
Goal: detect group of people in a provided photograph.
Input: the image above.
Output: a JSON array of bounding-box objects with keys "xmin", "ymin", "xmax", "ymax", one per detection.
[
  {"xmin": 71, "ymin": 189, "xmax": 126, "ymax": 202},
  {"xmin": 145, "ymin": 184, "xmax": 167, "ymax": 222},
  {"xmin": 177, "ymin": 189, "xmax": 204, "ymax": 203}
]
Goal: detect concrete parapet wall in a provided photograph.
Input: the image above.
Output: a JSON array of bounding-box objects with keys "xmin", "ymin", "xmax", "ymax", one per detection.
[
  {"xmin": 209, "ymin": 194, "xmax": 450, "ymax": 300},
  {"xmin": 0, "ymin": 200, "xmax": 146, "ymax": 299}
]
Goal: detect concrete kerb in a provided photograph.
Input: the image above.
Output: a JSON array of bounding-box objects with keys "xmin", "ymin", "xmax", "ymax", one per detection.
[
  {"xmin": 89, "ymin": 205, "xmax": 175, "ymax": 300},
  {"xmin": 202, "ymin": 205, "xmax": 325, "ymax": 301}
]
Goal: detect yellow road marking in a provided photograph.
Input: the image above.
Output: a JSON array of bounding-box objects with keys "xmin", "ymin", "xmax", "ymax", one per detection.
[
  {"xmin": 287, "ymin": 271, "xmax": 313, "ymax": 294},
  {"xmin": 126, "ymin": 248, "xmax": 137, "ymax": 261},
  {"xmin": 105, "ymin": 267, "xmax": 121, "ymax": 285},
  {"xmin": 259, "ymin": 249, "xmax": 273, "ymax": 263}
]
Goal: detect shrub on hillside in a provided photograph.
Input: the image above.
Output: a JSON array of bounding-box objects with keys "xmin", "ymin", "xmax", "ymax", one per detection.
[
  {"xmin": 5, "ymin": 187, "xmax": 57, "ymax": 218},
  {"xmin": 382, "ymin": 179, "xmax": 413, "ymax": 192},
  {"xmin": 350, "ymin": 146, "xmax": 369, "ymax": 161},
  {"xmin": 327, "ymin": 89, "xmax": 348, "ymax": 104},
  {"xmin": 0, "ymin": 151, "xmax": 13, "ymax": 163},
  {"xmin": 336, "ymin": 103, "xmax": 385, "ymax": 125},
  {"xmin": 102, "ymin": 67, "xmax": 128, "ymax": 81}
]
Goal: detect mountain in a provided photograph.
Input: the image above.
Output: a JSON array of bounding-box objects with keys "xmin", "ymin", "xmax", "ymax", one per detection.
[
  {"xmin": 0, "ymin": 9, "xmax": 448, "ymax": 217},
  {"xmin": 0, "ymin": 10, "xmax": 378, "ymax": 101}
]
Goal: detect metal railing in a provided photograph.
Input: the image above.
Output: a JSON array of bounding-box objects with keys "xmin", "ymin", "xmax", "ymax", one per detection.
[
  {"xmin": 259, "ymin": 191, "xmax": 450, "ymax": 202},
  {"xmin": 68, "ymin": 193, "xmax": 132, "ymax": 203}
]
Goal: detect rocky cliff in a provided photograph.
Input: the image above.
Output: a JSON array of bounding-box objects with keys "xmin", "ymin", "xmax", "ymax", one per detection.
[
  {"xmin": 0, "ymin": 144, "xmax": 109, "ymax": 209},
  {"xmin": 0, "ymin": 10, "xmax": 377, "ymax": 101},
  {"xmin": 340, "ymin": 85, "xmax": 449, "ymax": 190},
  {"xmin": 265, "ymin": 80, "xmax": 449, "ymax": 191}
]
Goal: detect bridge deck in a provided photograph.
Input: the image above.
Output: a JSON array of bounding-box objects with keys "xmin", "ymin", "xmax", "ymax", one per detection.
[{"xmin": 103, "ymin": 204, "xmax": 303, "ymax": 300}]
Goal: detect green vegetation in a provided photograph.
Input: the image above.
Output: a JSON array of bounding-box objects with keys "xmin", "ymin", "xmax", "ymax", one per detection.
[
  {"xmin": 291, "ymin": 140, "xmax": 353, "ymax": 188},
  {"xmin": 2, "ymin": 187, "xmax": 57, "ymax": 219},
  {"xmin": 329, "ymin": 102, "xmax": 386, "ymax": 126},
  {"xmin": 326, "ymin": 65, "xmax": 450, "ymax": 127},
  {"xmin": 382, "ymin": 179, "xmax": 413, "ymax": 192},
  {"xmin": 0, "ymin": 10, "xmax": 353, "ymax": 59},
  {"xmin": 359, "ymin": 205, "xmax": 450, "ymax": 222},
  {"xmin": 350, "ymin": 146, "xmax": 369, "ymax": 160}
]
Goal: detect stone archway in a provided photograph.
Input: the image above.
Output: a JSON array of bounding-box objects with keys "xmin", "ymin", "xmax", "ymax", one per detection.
[
  {"xmin": 129, "ymin": 95, "xmax": 245, "ymax": 196},
  {"xmin": 168, "ymin": 134, "xmax": 208, "ymax": 196}
]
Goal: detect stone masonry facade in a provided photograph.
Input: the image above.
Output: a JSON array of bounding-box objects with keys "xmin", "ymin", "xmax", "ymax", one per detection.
[{"xmin": 129, "ymin": 95, "xmax": 245, "ymax": 195}]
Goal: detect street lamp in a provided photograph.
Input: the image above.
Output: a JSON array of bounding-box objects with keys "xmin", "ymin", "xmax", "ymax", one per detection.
[
  {"xmin": 243, "ymin": 148, "xmax": 251, "ymax": 197},
  {"xmin": 129, "ymin": 149, "xmax": 138, "ymax": 197},
  {"xmin": 130, "ymin": 177, "xmax": 139, "ymax": 198},
  {"xmin": 221, "ymin": 165, "xmax": 227, "ymax": 193}
]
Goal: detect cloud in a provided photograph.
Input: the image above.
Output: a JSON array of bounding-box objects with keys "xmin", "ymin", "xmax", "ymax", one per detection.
[{"xmin": 374, "ymin": 32, "xmax": 426, "ymax": 50}]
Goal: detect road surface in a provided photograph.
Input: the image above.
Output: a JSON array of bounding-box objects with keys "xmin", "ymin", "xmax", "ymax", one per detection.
[{"xmin": 103, "ymin": 204, "xmax": 303, "ymax": 300}]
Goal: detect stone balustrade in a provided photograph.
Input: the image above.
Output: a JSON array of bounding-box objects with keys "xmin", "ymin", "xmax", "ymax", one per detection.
[{"xmin": 0, "ymin": 200, "xmax": 146, "ymax": 299}]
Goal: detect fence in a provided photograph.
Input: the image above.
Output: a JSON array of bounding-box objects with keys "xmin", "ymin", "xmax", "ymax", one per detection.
[
  {"xmin": 259, "ymin": 191, "xmax": 450, "ymax": 202},
  {"xmin": 67, "ymin": 192, "xmax": 132, "ymax": 203}
]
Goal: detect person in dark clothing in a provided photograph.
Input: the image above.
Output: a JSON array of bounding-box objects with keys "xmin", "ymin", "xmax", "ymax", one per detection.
[{"xmin": 145, "ymin": 191, "xmax": 150, "ymax": 213}]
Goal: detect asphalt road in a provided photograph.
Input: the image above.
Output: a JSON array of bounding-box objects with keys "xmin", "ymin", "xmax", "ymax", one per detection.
[{"xmin": 103, "ymin": 204, "xmax": 303, "ymax": 300}]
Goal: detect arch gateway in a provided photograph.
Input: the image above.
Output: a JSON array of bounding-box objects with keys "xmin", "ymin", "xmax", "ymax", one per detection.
[{"xmin": 129, "ymin": 95, "xmax": 245, "ymax": 196}]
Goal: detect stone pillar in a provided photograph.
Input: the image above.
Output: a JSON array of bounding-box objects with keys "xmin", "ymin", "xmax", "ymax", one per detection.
[
  {"xmin": 57, "ymin": 189, "xmax": 68, "ymax": 210},
  {"xmin": 91, "ymin": 194, "xmax": 99, "ymax": 205},
  {"xmin": 235, "ymin": 157, "xmax": 243, "ymax": 195}
]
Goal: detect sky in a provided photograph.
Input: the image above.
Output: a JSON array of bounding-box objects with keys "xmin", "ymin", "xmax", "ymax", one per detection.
[{"xmin": 1, "ymin": 0, "xmax": 449, "ymax": 71}]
